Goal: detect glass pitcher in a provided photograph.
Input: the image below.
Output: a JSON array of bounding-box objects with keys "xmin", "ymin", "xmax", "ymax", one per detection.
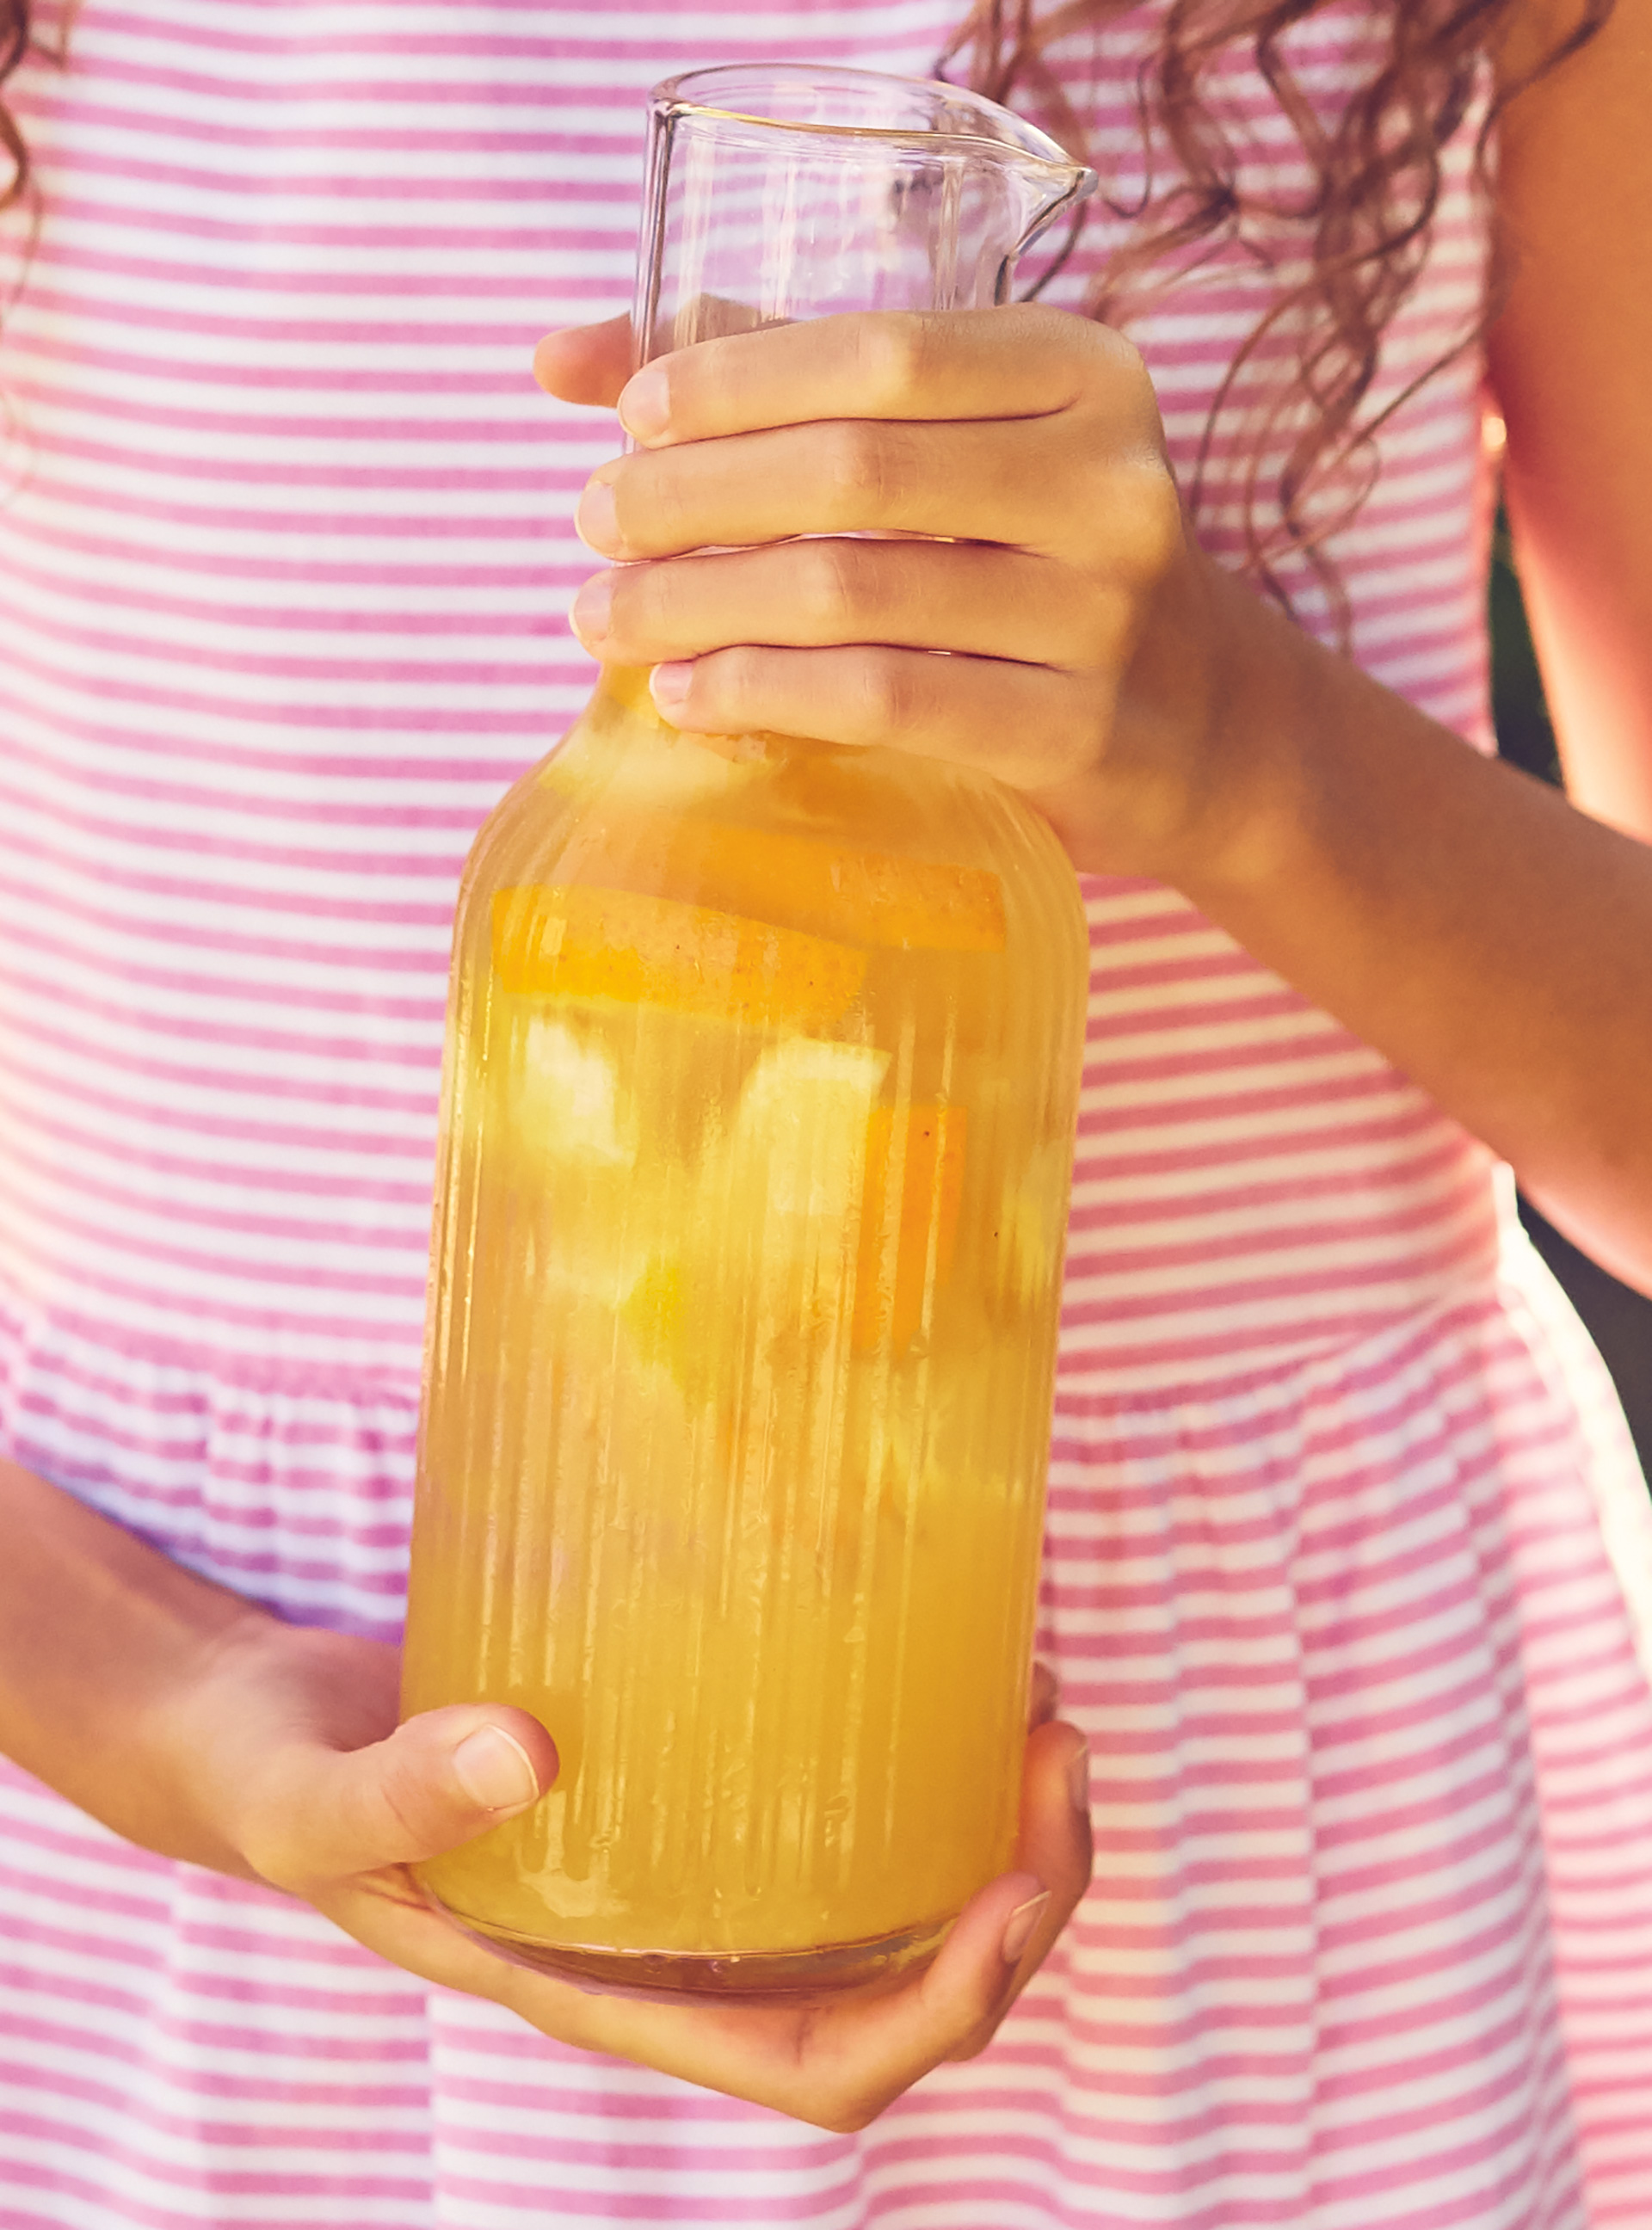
[{"xmin": 401, "ymin": 65, "xmax": 1096, "ymax": 1999}]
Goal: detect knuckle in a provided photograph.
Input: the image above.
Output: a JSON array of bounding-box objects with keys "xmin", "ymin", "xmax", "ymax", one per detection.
[
  {"xmin": 852, "ymin": 313, "xmax": 931, "ymax": 412},
  {"xmin": 823, "ymin": 421, "xmax": 910, "ymax": 525},
  {"xmin": 1103, "ymin": 324, "xmax": 1151, "ymax": 387},
  {"xmin": 854, "ymin": 649, "xmax": 923, "ymax": 739},
  {"xmin": 1070, "ymin": 459, "xmax": 1181, "ymax": 598},
  {"xmin": 821, "ymin": 2106, "xmax": 879, "ymax": 2135},
  {"xmin": 222, "ymin": 1755, "xmax": 310, "ymax": 1892},
  {"xmin": 718, "ymin": 642, "xmax": 766, "ymax": 695},
  {"xmin": 699, "ymin": 641, "xmax": 765, "ymax": 721},
  {"xmin": 1076, "ymin": 316, "xmax": 1152, "ymax": 403},
  {"xmin": 796, "ymin": 538, "xmax": 866, "ymax": 638},
  {"xmin": 1114, "ymin": 465, "xmax": 1185, "ymax": 579}
]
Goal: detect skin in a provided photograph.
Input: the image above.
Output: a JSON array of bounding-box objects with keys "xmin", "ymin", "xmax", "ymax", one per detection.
[
  {"xmin": 0, "ymin": 1453, "xmax": 1090, "ymax": 2131},
  {"xmin": 0, "ymin": 0, "xmax": 1648, "ymax": 2137},
  {"xmin": 540, "ymin": 0, "xmax": 1652, "ymax": 1298}
]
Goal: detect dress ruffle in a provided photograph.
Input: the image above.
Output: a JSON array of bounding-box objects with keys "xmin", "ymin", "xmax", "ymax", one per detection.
[{"xmin": 4, "ymin": 1217, "xmax": 1652, "ymax": 2225}]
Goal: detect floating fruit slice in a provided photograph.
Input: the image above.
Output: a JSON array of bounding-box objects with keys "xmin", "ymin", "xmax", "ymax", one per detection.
[
  {"xmin": 852, "ymin": 1106, "xmax": 969, "ymax": 1357},
  {"xmin": 530, "ymin": 805, "xmax": 1007, "ymax": 953},
  {"xmin": 718, "ymin": 1038, "xmax": 892, "ymax": 1340},
  {"xmin": 514, "ymin": 1017, "xmax": 635, "ymax": 1167},
  {"xmin": 695, "ymin": 823, "xmax": 1007, "ymax": 952},
  {"xmin": 492, "ymin": 885, "xmax": 867, "ymax": 1032},
  {"xmin": 729, "ymin": 1039, "xmax": 892, "ymax": 1228}
]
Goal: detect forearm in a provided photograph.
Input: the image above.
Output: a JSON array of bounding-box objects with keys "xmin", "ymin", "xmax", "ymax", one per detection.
[
  {"xmin": 0, "ymin": 1457, "xmax": 275, "ymax": 1872},
  {"xmin": 549, "ymin": 256, "xmax": 1652, "ymax": 1296},
  {"xmin": 1082, "ymin": 0, "xmax": 1652, "ymax": 1295},
  {"xmin": 1137, "ymin": 556, "xmax": 1652, "ymax": 1293}
]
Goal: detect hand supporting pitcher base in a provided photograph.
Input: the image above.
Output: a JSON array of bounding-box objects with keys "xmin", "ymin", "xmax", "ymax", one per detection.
[{"xmin": 432, "ymin": 1894, "xmax": 956, "ymax": 2003}]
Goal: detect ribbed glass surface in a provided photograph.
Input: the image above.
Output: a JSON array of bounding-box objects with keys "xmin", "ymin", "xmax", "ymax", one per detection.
[{"xmin": 403, "ymin": 668, "xmax": 1088, "ymax": 1984}]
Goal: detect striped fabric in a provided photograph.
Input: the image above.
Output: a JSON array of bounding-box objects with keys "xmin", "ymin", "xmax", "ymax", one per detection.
[{"xmin": 2, "ymin": 2, "xmax": 1651, "ymax": 2224}]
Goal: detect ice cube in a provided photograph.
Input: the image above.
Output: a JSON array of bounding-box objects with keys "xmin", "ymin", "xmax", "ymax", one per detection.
[
  {"xmin": 728, "ymin": 1039, "xmax": 891, "ymax": 1226},
  {"xmin": 516, "ymin": 1017, "xmax": 637, "ymax": 1169}
]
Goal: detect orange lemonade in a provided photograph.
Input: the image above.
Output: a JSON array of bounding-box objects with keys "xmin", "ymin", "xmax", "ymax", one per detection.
[{"xmin": 402, "ymin": 668, "xmax": 1088, "ymax": 1995}]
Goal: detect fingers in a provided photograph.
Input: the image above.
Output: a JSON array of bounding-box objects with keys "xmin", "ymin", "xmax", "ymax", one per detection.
[
  {"xmin": 544, "ymin": 304, "xmax": 1187, "ymax": 822},
  {"xmin": 536, "ymin": 305, "xmax": 1198, "ymax": 861},
  {"xmin": 613, "ymin": 304, "xmax": 1125, "ymax": 445},
  {"xmin": 571, "ymin": 539, "xmax": 1091, "ymax": 672},
  {"xmin": 512, "ymin": 1719, "xmax": 1094, "ymax": 2134},
  {"xmin": 240, "ymin": 1703, "xmax": 558, "ymax": 1893},
  {"xmin": 778, "ymin": 1718, "xmax": 1093, "ymax": 2124},
  {"xmin": 533, "ymin": 315, "xmax": 634, "ymax": 409},
  {"xmin": 576, "ymin": 413, "xmax": 1168, "ymax": 563},
  {"xmin": 934, "ymin": 1721, "xmax": 1092, "ymax": 2061},
  {"xmin": 1014, "ymin": 1717, "xmax": 1093, "ymax": 1973},
  {"xmin": 647, "ymin": 641, "xmax": 1115, "ymax": 794},
  {"xmin": 807, "ymin": 1864, "xmax": 1057, "ymax": 2129},
  {"xmin": 513, "ymin": 1863, "xmax": 1055, "ymax": 2136}
]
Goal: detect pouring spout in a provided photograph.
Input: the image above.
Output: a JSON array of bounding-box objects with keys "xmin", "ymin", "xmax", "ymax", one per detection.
[
  {"xmin": 637, "ymin": 65, "xmax": 1109, "ymax": 340},
  {"xmin": 999, "ymin": 158, "xmax": 1100, "ymax": 305}
]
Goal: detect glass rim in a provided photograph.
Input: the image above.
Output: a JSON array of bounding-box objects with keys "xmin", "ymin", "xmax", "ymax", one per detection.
[{"xmin": 650, "ymin": 63, "xmax": 1092, "ymax": 181}]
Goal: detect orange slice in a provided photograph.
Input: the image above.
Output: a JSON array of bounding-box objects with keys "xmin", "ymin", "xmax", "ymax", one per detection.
[
  {"xmin": 539, "ymin": 799, "xmax": 1006, "ymax": 954},
  {"xmin": 559, "ymin": 668, "xmax": 1008, "ymax": 949},
  {"xmin": 693, "ymin": 822, "xmax": 1007, "ymax": 952},
  {"xmin": 852, "ymin": 1105, "xmax": 968, "ymax": 1356},
  {"xmin": 491, "ymin": 885, "xmax": 867, "ymax": 1032}
]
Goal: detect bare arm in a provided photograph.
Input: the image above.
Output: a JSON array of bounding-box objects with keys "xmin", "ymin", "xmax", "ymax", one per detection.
[
  {"xmin": 0, "ymin": 1456, "xmax": 257, "ymax": 1872},
  {"xmin": 544, "ymin": 0, "xmax": 1652, "ymax": 1293},
  {"xmin": 0, "ymin": 1455, "xmax": 1089, "ymax": 2128},
  {"xmin": 1162, "ymin": 0, "xmax": 1652, "ymax": 1290},
  {"xmin": 1147, "ymin": 567, "xmax": 1652, "ymax": 1293},
  {"xmin": 0, "ymin": 1455, "xmax": 555, "ymax": 1878}
]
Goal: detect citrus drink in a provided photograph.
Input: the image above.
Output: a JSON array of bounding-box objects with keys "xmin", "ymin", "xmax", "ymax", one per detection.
[{"xmin": 402, "ymin": 668, "xmax": 1088, "ymax": 1994}]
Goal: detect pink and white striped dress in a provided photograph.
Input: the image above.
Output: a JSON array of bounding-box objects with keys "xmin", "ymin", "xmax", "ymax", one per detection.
[{"xmin": 3, "ymin": 3, "xmax": 1652, "ymax": 2223}]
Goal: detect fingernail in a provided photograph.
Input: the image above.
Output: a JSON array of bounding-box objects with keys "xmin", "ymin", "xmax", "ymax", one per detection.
[
  {"xmin": 1069, "ymin": 1740, "xmax": 1091, "ymax": 1816},
  {"xmin": 570, "ymin": 570, "xmax": 613, "ymax": 647},
  {"xmin": 453, "ymin": 1724, "xmax": 539, "ymax": 1812},
  {"xmin": 650, "ymin": 660, "xmax": 693, "ymax": 717},
  {"xmin": 619, "ymin": 362, "xmax": 670, "ymax": 441},
  {"xmin": 576, "ymin": 477, "xmax": 620, "ymax": 552},
  {"xmin": 1001, "ymin": 1889, "xmax": 1050, "ymax": 1967}
]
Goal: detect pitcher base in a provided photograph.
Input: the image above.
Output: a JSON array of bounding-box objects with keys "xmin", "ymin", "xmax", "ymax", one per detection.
[{"xmin": 437, "ymin": 1905, "xmax": 955, "ymax": 2001}]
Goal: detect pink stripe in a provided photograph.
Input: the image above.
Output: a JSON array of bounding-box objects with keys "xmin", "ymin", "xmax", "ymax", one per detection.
[
  {"xmin": 0, "ymin": 16, "xmax": 1645, "ymax": 2228},
  {"xmin": 0, "ymin": 2113, "xmax": 430, "ymax": 2202}
]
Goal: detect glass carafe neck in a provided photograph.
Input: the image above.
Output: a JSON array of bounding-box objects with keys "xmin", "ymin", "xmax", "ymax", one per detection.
[{"xmin": 636, "ymin": 65, "xmax": 1098, "ymax": 356}]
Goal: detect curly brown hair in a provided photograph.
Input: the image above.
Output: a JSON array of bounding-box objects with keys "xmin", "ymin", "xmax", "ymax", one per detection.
[
  {"xmin": 940, "ymin": 0, "xmax": 1614, "ymax": 632},
  {"xmin": 0, "ymin": 0, "xmax": 1615, "ymax": 636},
  {"xmin": 0, "ymin": 0, "xmax": 28, "ymax": 214}
]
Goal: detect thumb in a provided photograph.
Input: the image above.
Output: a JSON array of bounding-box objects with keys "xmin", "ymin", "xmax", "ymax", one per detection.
[
  {"xmin": 533, "ymin": 315, "xmax": 634, "ymax": 408},
  {"xmin": 244, "ymin": 1704, "xmax": 558, "ymax": 1893}
]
